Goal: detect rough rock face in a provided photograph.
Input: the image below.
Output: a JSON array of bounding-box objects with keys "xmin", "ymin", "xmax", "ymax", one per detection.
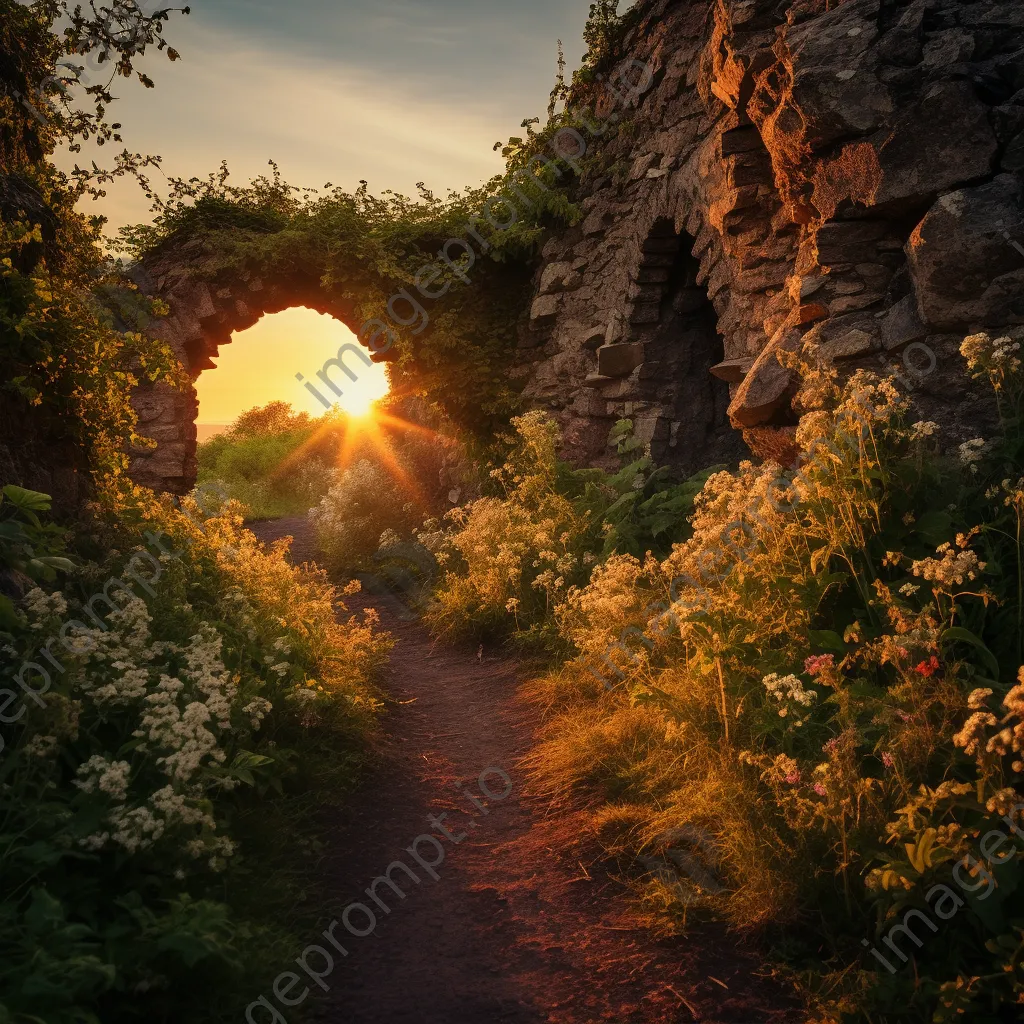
[{"xmin": 518, "ymin": 0, "xmax": 1024, "ymax": 472}]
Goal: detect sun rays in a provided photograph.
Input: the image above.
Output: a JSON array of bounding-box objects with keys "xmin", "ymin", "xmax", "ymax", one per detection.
[{"xmin": 267, "ymin": 403, "xmax": 438, "ymax": 507}]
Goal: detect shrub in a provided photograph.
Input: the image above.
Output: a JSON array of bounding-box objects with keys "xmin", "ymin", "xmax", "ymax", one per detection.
[
  {"xmin": 309, "ymin": 458, "xmax": 420, "ymax": 571},
  {"xmin": 0, "ymin": 489, "xmax": 390, "ymax": 1023}
]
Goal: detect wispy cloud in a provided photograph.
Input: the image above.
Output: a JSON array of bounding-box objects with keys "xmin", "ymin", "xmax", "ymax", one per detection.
[
  {"xmin": 57, "ymin": 0, "xmax": 599, "ymax": 231},
  {"xmin": 59, "ymin": 19, "xmax": 508, "ymax": 230}
]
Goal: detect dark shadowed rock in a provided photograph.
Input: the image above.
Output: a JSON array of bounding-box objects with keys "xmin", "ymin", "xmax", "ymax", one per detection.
[
  {"xmin": 908, "ymin": 175, "xmax": 1024, "ymax": 329},
  {"xmin": 870, "ymin": 81, "xmax": 998, "ymax": 206},
  {"xmin": 597, "ymin": 343, "xmax": 646, "ymax": 378}
]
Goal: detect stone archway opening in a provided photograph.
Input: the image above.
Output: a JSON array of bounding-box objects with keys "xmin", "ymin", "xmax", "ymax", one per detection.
[
  {"xmin": 587, "ymin": 216, "xmax": 748, "ymax": 475},
  {"xmin": 126, "ymin": 257, "xmax": 388, "ymax": 494},
  {"xmin": 194, "ymin": 307, "xmax": 391, "ymax": 438},
  {"xmin": 638, "ymin": 217, "xmax": 741, "ymax": 470}
]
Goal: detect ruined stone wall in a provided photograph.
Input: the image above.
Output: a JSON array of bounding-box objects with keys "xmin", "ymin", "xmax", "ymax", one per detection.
[
  {"xmin": 518, "ymin": 0, "xmax": 1024, "ymax": 473},
  {"xmin": 124, "ymin": 0, "xmax": 1024, "ymax": 496}
]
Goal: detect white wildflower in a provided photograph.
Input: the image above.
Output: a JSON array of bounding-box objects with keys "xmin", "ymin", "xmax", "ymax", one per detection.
[
  {"xmin": 911, "ymin": 543, "xmax": 985, "ymax": 587},
  {"xmin": 762, "ymin": 672, "xmax": 818, "ymax": 707},
  {"xmin": 74, "ymin": 755, "xmax": 132, "ymax": 801}
]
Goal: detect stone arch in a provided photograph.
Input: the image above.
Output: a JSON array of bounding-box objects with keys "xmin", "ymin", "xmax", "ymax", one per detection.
[
  {"xmin": 581, "ymin": 215, "xmax": 746, "ymax": 472},
  {"xmin": 126, "ymin": 252, "xmax": 370, "ymax": 493}
]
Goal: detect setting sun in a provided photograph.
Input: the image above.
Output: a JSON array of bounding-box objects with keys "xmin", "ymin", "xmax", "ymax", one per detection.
[
  {"xmin": 194, "ymin": 307, "xmax": 390, "ymax": 429},
  {"xmin": 341, "ymin": 389, "xmax": 385, "ymax": 418}
]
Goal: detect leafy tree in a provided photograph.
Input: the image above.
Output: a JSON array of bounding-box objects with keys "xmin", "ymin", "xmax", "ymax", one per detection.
[{"xmin": 1, "ymin": 0, "xmax": 190, "ymax": 497}]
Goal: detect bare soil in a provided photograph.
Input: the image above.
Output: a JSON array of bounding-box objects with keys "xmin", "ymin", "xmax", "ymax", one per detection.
[{"xmin": 248, "ymin": 518, "xmax": 804, "ymax": 1024}]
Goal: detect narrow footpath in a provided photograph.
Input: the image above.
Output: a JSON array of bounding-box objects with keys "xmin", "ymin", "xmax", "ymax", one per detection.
[{"xmin": 249, "ymin": 518, "xmax": 803, "ymax": 1024}]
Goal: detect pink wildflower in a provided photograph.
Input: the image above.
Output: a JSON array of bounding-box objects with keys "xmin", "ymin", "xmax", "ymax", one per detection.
[
  {"xmin": 813, "ymin": 782, "xmax": 826, "ymax": 797},
  {"xmin": 881, "ymin": 752, "xmax": 895, "ymax": 769},
  {"xmin": 785, "ymin": 770, "xmax": 801, "ymax": 785},
  {"xmin": 804, "ymin": 654, "xmax": 835, "ymax": 677}
]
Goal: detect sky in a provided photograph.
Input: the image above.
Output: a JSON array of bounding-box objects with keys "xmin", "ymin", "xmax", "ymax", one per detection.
[
  {"xmin": 195, "ymin": 308, "xmax": 391, "ymax": 424},
  {"xmin": 54, "ymin": 0, "xmax": 603, "ymax": 426}
]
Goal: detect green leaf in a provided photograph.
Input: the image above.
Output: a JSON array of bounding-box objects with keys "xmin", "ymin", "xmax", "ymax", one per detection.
[
  {"xmin": 941, "ymin": 626, "xmax": 1000, "ymax": 679},
  {"xmin": 0, "ymin": 521, "xmax": 30, "ymax": 542},
  {"xmin": 227, "ymin": 750, "xmax": 275, "ymax": 786},
  {"xmin": 24, "ymin": 889, "xmax": 64, "ymax": 934},
  {"xmin": 0, "ymin": 594, "xmax": 18, "ymax": 630},
  {"xmin": 1, "ymin": 485, "xmax": 52, "ymax": 513},
  {"xmin": 231, "ymin": 750, "xmax": 274, "ymax": 769},
  {"xmin": 602, "ymin": 492, "xmax": 639, "ymax": 521},
  {"xmin": 34, "ymin": 556, "xmax": 75, "ymax": 572},
  {"xmin": 914, "ymin": 509, "xmax": 954, "ymax": 547},
  {"xmin": 808, "ymin": 629, "xmax": 846, "ymax": 653},
  {"xmin": 642, "ymin": 513, "xmax": 679, "ymax": 538}
]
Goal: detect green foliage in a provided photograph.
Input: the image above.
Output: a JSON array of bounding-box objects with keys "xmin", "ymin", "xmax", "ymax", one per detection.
[
  {"xmin": 0, "ymin": 211, "xmax": 186, "ymax": 486},
  {"xmin": 1, "ymin": 0, "xmax": 186, "ymax": 200},
  {"xmin": 425, "ymin": 412, "xmax": 712, "ymax": 647},
  {"xmin": 196, "ymin": 401, "xmax": 342, "ymax": 519},
  {"xmin": 0, "ymin": 485, "xmax": 73, "ymax": 578},
  {"xmin": 1, "ymin": 0, "xmax": 191, "ymax": 497},
  {"xmin": 0, "ymin": 489, "xmax": 389, "ymax": 1024},
  {"xmin": 572, "ymin": 418, "xmax": 720, "ymax": 559},
  {"xmin": 0, "ymin": 484, "xmax": 73, "ymax": 630},
  {"xmin": 579, "ymin": 1, "xmax": 632, "ymax": 80}
]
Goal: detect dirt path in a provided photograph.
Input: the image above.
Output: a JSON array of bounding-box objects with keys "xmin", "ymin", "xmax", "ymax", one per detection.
[{"xmin": 249, "ymin": 518, "xmax": 802, "ymax": 1024}]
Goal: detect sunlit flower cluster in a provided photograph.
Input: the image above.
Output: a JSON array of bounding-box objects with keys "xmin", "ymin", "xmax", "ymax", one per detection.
[
  {"xmin": 961, "ymin": 331, "xmax": 1023, "ymax": 390},
  {"xmin": 910, "ymin": 420, "xmax": 940, "ymax": 440},
  {"xmin": 954, "ymin": 669, "xmax": 1024, "ymax": 772},
  {"xmin": 910, "ymin": 540, "xmax": 985, "ymax": 588},
  {"xmin": 957, "ymin": 437, "xmax": 988, "ymax": 471},
  {"xmin": 762, "ymin": 672, "xmax": 818, "ymax": 709},
  {"xmin": 429, "ymin": 412, "xmax": 593, "ymax": 633}
]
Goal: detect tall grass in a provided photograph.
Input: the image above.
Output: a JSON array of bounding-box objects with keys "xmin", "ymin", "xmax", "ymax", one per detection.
[{"xmin": 434, "ymin": 333, "xmax": 1024, "ymax": 1022}]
